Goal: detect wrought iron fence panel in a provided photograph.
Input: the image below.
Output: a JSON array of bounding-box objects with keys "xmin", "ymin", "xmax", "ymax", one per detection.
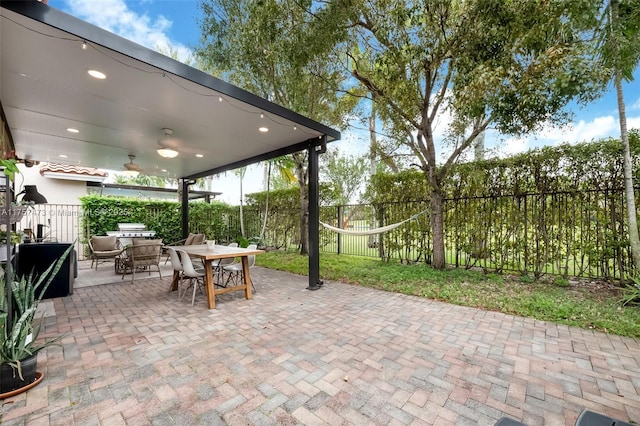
[
  {"xmin": 316, "ymin": 189, "xmax": 634, "ymax": 280},
  {"xmin": 15, "ymin": 204, "xmax": 84, "ymax": 258}
]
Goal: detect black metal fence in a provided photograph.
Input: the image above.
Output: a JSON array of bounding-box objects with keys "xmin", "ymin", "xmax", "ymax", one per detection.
[
  {"xmin": 315, "ymin": 189, "xmax": 632, "ymax": 280},
  {"xmin": 14, "ymin": 204, "xmax": 85, "ymax": 258},
  {"xmin": 30, "ymin": 187, "xmax": 635, "ymax": 280}
]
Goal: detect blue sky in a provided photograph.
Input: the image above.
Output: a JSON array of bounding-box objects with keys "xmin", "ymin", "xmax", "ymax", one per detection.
[{"xmin": 47, "ymin": 0, "xmax": 640, "ymax": 201}]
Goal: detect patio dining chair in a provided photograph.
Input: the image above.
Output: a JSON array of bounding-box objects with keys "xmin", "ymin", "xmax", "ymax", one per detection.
[
  {"xmin": 176, "ymin": 249, "xmax": 206, "ymax": 306},
  {"xmin": 212, "ymin": 242, "xmax": 238, "ymax": 286},
  {"xmin": 166, "ymin": 247, "xmax": 184, "ymax": 292},
  {"xmin": 163, "ymin": 233, "xmax": 206, "ymax": 263},
  {"xmin": 222, "ymin": 244, "xmax": 257, "ymax": 292}
]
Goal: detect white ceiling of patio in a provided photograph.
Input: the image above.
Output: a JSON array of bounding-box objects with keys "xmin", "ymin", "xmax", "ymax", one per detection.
[{"xmin": 0, "ymin": 2, "xmax": 339, "ymax": 180}]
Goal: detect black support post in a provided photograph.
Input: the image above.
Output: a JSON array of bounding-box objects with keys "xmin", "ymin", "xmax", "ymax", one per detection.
[
  {"xmin": 180, "ymin": 179, "xmax": 189, "ymax": 239},
  {"xmin": 307, "ymin": 137, "xmax": 326, "ymax": 290},
  {"xmin": 337, "ymin": 205, "xmax": 343, "ymax": 255}
]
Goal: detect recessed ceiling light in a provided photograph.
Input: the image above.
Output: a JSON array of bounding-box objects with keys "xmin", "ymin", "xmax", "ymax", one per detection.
[
  {"xmin": 66, "ymin": 128, "xmax": 79, "ymax": 133},
  {"xmin": 59, "ymin": 154, "xmax": 68, "ymax": 158},
  {"xmin": 259, "ymin": 127, "xmax": 269, "ymax": 133},
  {"xmin": 87, "ymin": 69, "xmax": 106, "ymax": 79},
  {"xmin": 196, "ymin": 154, "xmax": 204, "ymax": 158}
]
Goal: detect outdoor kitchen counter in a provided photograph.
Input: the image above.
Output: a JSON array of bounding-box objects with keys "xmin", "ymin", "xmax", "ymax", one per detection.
[{"xmin": 170, "ymin": 244, "xmax": 264, "ymax": 309}]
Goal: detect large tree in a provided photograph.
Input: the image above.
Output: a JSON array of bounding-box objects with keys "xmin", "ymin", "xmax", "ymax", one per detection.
[
  {"xmin": 320, "ymin": 0, "xmax": 604, "ymax": 268},
  {"xmin": 196, "ymin": 0, "xmax": 356, "ymax": 255}
]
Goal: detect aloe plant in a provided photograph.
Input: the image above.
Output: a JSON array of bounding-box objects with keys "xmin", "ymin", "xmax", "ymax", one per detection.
[{"xmin": 0, "ymin": 243, "xmax": 73, "ymax": 379}]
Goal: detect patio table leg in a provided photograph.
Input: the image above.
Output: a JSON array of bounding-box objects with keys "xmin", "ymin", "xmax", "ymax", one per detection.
[
  {"xmin": 170, "ymin": 270, "xmax": 180, "ymax": 291},
  {"xmin": 204, "ymin": 259, "xmax": 216, "ymax": 309},
  {"xmin": 242, "ymin": 256, "xmax": 252, "ymax": 300}
]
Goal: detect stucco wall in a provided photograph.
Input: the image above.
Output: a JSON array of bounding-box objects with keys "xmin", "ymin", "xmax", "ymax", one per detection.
[{"xmin": 17, "ymin": 163, "xmax": 88, "ymax": 205}]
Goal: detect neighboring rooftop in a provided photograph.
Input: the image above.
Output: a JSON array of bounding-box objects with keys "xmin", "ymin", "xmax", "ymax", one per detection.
[
  {"xmin": 39, "ymin": 163, "xmax": 108, "ymax": 182},
  {"xmin": 86, "ymin": 181, "xmax": 221, "ymax": 202}
]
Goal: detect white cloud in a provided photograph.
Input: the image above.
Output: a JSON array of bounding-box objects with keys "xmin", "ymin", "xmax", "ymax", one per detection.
[
  {"xmin": 543, "ymin": 115, "xmax": 618, "ymax": 144},
  {"xmin": 65, "ymin": 0, "xmax": 192, "ymax": 63},
  {"xmin": 497, "ymin": 136, "xmax": 529, "ymax": 157},
  {"xmin": 487, "ymin": 112, "xmax": 640, "ymax": 157}
]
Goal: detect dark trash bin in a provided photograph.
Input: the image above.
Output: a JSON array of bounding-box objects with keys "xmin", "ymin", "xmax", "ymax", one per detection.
[
  {"xmin": 495, "ymin": 417, "xmax": 527, "ymax": 426},
  {"xmin": 575, "ymin": 409, "xmax": 633, "ymax": 426}
]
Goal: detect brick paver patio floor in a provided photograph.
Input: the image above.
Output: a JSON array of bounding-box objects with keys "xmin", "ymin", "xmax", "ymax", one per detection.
[{"xmin": 2, "ymin": 266, "xmax": 639, "ymax": 425}]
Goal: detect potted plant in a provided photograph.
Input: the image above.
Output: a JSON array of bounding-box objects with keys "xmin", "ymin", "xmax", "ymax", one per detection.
[
  {"xmin": 0, "ymin": 243, "xmax": 73, "ymax": 395},
  {"xmin": 0, "ymin": 151, "xmax": 20, "ymax": 183},
  {"xmin": 0, "ymin": 231, "xmax": 23, "ymax": 263},
  {"xmin": 0, "ymin": 150, "xmax": 29, "ymax": 224}
]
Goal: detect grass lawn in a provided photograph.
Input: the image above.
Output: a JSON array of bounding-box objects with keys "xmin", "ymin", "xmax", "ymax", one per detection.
[{"xmin": 256, "ymin": 250, "xmax": 640, "ymax": 339}]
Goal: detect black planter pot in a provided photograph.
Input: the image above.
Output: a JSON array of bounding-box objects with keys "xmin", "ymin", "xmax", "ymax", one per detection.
[{"xmin": 0, "ymin": 353, "xmax": 38, "ymax": 393}]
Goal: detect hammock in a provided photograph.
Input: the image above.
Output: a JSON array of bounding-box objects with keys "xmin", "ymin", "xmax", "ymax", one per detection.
[{"xmin": 319, "ymin": 209, "xmax": 429, "ymax": 236}]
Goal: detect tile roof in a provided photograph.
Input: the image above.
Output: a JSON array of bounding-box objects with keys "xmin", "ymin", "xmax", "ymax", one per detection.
[{"xmin": 39, "ymin": 163, "xmax": 108, "ymax": 177}]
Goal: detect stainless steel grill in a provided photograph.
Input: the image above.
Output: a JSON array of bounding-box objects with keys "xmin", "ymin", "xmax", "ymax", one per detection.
[{"xmin": 106, "ymin": 223, "xmax": 156, "ymax": 238}]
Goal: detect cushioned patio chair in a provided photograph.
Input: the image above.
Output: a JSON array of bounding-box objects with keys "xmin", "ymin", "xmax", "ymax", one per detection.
[
  {"xmin": 88, "ymin": 235, "xmax": 123, "ymax": 271},
  {"xmin": 120, "ymin": 239, "xmax": 163, "ymax": 282}
]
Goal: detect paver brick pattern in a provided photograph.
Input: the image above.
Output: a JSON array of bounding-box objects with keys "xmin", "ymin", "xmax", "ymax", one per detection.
[{"xmin": 2, "ymin": 266, "xmax": 639, "ymax": 425}]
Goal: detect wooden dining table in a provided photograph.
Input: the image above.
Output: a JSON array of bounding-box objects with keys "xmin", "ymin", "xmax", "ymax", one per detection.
[{"xmin": 169, "ymin": 244, "xmax": 264, "ymax": 309}]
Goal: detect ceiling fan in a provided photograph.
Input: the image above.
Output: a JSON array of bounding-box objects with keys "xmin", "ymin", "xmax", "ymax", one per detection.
[
  {"xmin": 157, "ymin": 128, "xmax": 179, "ymax": 158},
  {"xmin": 123, "ymin": 154, "xmax": 142, "ymax": 177}
]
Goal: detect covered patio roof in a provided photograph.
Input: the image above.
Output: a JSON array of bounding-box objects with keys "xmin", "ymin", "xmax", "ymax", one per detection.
[
  {"xmin": 0, "ymin": 1, "xmax": 340, "ymax": 180},
  {"xmin": 1, "ymin": 0, "xmax": 338, "ymax": 290}
]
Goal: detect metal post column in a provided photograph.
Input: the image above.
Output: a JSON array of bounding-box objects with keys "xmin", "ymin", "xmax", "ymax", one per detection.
[
  {"xmin": 180, "ymin": 179, "xmax": 190, "ymax": 240},
  {"xmin": 307, "ymin": 137, "xmax": 326, "ymax": 290}
]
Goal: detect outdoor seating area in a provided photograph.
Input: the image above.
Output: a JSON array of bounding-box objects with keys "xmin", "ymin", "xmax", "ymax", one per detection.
[
  {"xmin": 84, "ymin": 235, "xmax": 262, "ymax": 309},
  {"xmin": 2, "ymin": 263, "xmax": 638, "ymax": 424}
]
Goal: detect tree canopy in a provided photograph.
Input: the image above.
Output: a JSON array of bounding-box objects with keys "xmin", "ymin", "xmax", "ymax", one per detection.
[
  {"xmin": 316, "ymin": 0, "xmax": 608, "ymax": 267},
  {"xmin": 197, "ymin": 0, "xmax": 615, "ymax": 268},
  {"xmin": 196, "ymin": 0, "xmax": 359, "ymax": 254}
]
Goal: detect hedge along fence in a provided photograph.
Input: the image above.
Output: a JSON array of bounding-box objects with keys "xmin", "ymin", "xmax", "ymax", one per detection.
[
  {"xmin": 362, "ymin": 132, "xmax": 640, "ymax": 280},
  {"xmin": 79, "ymin": 195, "xmax": 244, "ymax": 247},
  {"xmin": 79, "ymin": 131, "xmax": 640, "ymax": 280},
  {"xmin": 244, "ymin": 184, "xmax": 342, "ymax": 250},
  {"xmin": 443, "ymin": 189, "xmax": 629, "ymax": 279},
  {"xmin": 79, "ymin": 194, "xmax": 289, "ymax": 250}
]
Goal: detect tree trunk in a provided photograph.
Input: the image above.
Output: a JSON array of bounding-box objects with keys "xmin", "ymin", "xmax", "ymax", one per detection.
[
  {"xmin": 239, "ymin": 176, "xmax": 245, "ymax": 238},
  {"xmin": 474, "ymin": 128, "xmax": 485, "ymax": 161},
  {"xmin": 430, "ymin": 189, "xmax": 446, "ymax": 269},
  {"xmin": 616, "ymin": 69, "xmax": 640, "ymax": 271},
  {"xmin": 368, "ymin": 106, "xmax": 378, "ymax": 248},
  {"xmin": 298, "ymin": 178, "xmax": 309, "ymax": 255},
  {"xmin": 611, "ymin": 0, "xmax": 640, "ymax": 272},
  {"xmin": 259, "ymin": 162, "xmax": 271, "ymax": 243}
]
